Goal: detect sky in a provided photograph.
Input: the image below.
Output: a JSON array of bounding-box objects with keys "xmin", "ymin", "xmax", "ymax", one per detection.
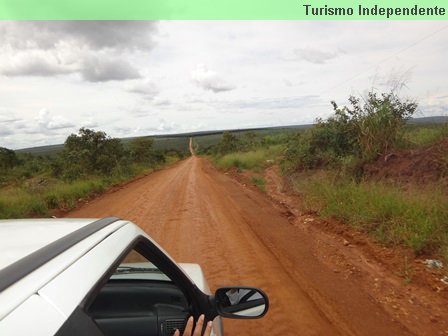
[{"xmin": 0, "ymin": 21, "xmax": 447, "ymax": 149}]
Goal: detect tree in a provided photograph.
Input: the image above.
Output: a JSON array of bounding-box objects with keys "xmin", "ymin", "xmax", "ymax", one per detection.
[
  {"xmin": 241, "ymin": 132, "xmax": 259, "ymax": 151},
  {"xmin": 216, "ymin": 131, "xmax": 240, "ymax": 154},
  {"xmin": 0, "ymin": 147, "xmax": 18, "ymax": 170},
  {"xmin": 128, "ymin": 137, "xmax": 164, "ymax": 164},
  {"xmin": 61, "ymin": 128, "xmax": 126, "ymax": 178}
]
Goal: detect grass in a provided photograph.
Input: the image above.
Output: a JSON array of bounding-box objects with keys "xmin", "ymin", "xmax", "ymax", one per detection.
[
  {"xmin": 402, "ymin": 124, "xmax": 448, "ymax": 148},
  {"xmin": 0, "ymin": 157, "xmax": 179, "ymax": 219},
  {"xmin": 0, "ymin": 190, "xmax": 48, "ymax": 219},
  {"xmin": 0, "ymin": 178, "xmax": 108, "ymax": 218},
  {"xmin": 43, "ymin": 179, "xmax": 107, "ymax": 209},
  {"xmin": 251, "ymin": 175, "xmax": 266, "ymax": 192},
  {"xmin": 214, "ymin": 145, "xmax": 284, "ymax": 172},
  {"xmin": 292, "ymin": 171, "xmax": 448, "ymax": 259}
]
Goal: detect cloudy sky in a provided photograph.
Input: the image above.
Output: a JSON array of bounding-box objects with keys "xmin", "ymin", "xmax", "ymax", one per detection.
[{"xmin": 0, "ymin": 21, "xmax": 447, "ymax": 149}]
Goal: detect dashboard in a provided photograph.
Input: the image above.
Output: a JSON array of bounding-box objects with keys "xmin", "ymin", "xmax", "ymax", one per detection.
[{"xmin": 89, "ymin": 280, "xmax": 190, "ymax": 336}]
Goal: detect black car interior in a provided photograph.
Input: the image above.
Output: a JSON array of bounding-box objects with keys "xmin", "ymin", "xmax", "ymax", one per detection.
[{"xmin": 88, "ymin": 280, "xmax": 190, "ymax": 336}]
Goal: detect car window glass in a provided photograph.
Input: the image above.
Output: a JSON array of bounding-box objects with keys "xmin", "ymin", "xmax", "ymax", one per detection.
[{"xmin": 111, "ymin": 248, "xmax": 171, "ymax": 282}]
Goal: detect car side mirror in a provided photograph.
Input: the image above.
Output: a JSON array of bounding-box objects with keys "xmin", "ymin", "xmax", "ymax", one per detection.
[{"xmin": 214, "ymin": 286, "xmax": 269, "ymax": 319}]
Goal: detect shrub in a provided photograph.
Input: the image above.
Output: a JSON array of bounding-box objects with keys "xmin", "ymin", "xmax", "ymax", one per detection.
[
  {"xmin": 283, "ymin": 88, "xmax": 417, "ymax": 173},
  {"xmin": 340, "ymin": 91, "xmax": 417, "ymax": 161}
]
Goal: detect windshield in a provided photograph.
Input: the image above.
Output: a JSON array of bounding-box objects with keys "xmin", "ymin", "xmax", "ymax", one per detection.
[{"xmin": 111, "ymin": 262, "xmax": 172, "ymax": 282}]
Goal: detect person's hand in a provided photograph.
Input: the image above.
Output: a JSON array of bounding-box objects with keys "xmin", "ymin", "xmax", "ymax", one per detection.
[{"xmin": 174, "ymin": 314, "xmax": 212, "ymax": 336}]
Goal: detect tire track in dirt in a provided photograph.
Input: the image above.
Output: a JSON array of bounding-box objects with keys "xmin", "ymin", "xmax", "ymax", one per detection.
[{"xmin": 65, "ymin": 156, "xmax": 415, "ymax": 336}]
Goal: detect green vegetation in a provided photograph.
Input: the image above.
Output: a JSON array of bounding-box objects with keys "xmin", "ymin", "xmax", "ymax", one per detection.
[
  {"xmin": 0, "ymin": 147, "xmax": 19, "ymax": 170},
  {"xmin": 203, "ymin": 86, "xmax": 448, "ymax": 263},
  {"xmin": 280, "ymin": 87, "xmax": 448, "ymax": 261},
  {"xmin": 215, "ymin": 145, "xmax": 283, "ymax": 172},
  {"xmin": 55, "ymin": 128, "xmax": 128, "ymax": 180},
  {"xmin": 282, "ymin": 88, "xmax": 417, "ymax": 174},
  {"xmin": 251, "ymin": 175, "xmax": 266, "ymax": 192},
  {"xmin": 16, "ymin": 126, "xmax": 305, "ymax": 157},
  {"xmin": 0, "ymin": 160, "xmax": 178, "ymax": 219},
  {"xmin": 0, "ymin": 178, "xmax": 106, "ymax": 218},
  {"xmin": 199, "ymin": 128, "xmax": 290, "ymax": 171},
  {"xmin": 293, "ymin": 172, "xmax": 448, "ymax": 259},
  {"xmin": 15, "ymin": 134, "xmax": 192, "ymax": 157},
  {"xmin": 0, "ymin": 128, "xmax": 183, "ymax": 218},
  {"xmin": 150, "ymin": 137, "xmax": 190, "ymax": 154},
  {"xmin": 193, "ymin": 128, "xmax": 298, "ymax": 156},
  {"xmin": 197, "ymin": 130, "xmax": 288, "ymax": 193},
  {"xmin": 402, "ymin": 123, "xmax": 448, "ymax": 148}
]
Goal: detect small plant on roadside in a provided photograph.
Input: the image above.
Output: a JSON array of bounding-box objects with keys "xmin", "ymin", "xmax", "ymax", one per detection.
[
  {"xmin": 251, "ymin": 175, "xmax": 266, "ymax": 192},
  {"xmin": 401, "ymin": 255, "xmax": 414, "ymax": 284},
  {"xmin": 215, "ymin": 145, "xmax": 284, "ymax": 171}
]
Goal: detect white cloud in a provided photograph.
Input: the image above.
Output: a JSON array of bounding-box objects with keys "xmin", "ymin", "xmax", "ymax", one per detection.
[
  {"xmin": 0, "ymin": 110, "xmax": 21, "ymax": 123},
  {"xmin": 293, "ymin": 48, "xmax": 338, "ymax": 64},
  {"xmin": 82, "ymin": 118, "xmax": 99, "ymax": 128},
  {"xmin": 126, "ymin": 80, "xmax": 159, "ymax": 99},
  {"xmin": 152, "ymin": 97, "xmax": 171, "ymax": 106},
  {"xmin": 1, "ymin": 53, "xmax": 73, "ymax": 77},
  {"xmin": 191, "ymin": 64, "xmax": 235, "ymax": 93},
  {"xmin": 81, "ymin": 56, "xmax": 141, "ymax": 82},
  {"xmin": 0, "ymin": 49, "xmax": 141, "ymax": 82},
  {"xmin": 0, "ymin": 21, "xmax": 155, "ymax": 82},
  {"xmin": 36, "ymin": 109, "xmax": 75, "ymax": 130},
  {"xmin": 0, "ymin": 21, "xmax": 157, "ymax": 51},
  {"xmin": 157, "ymin": 119, "xmax": 178, "ymax": 132},
  {"xmin": 0, "ymin": 127, "xmax": 14, "ymax": 136}
]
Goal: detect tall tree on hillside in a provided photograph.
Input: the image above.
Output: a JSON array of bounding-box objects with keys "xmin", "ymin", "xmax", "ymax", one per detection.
[
  {"xmin": 128, "ymin": 137, "xmax": 163, "ymax": 164},
  {"xmin": 61, "ymin": 128, "xmax": 126, "ymax": 177},
  {"xmin": 217, "ymin": 131, "xmax": 240, "ymax": 154},
  {"xmin": 0, "ymin": 147, "xmax": 18, "ymax": 170}
]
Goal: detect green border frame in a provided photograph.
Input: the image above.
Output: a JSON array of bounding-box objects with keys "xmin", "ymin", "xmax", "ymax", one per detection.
[{"xmin": 0, "ymin": 0, "xmax": 446, "ymax": 20}]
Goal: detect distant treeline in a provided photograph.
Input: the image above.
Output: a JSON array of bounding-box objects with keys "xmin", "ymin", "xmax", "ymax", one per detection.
[
  {"xmin": 0, "ymin": 129, "xmax": 186, "ymax": 218},
  {"xmin": 1, "ymin": 128, "xmax": 185, "ymax": 184}
]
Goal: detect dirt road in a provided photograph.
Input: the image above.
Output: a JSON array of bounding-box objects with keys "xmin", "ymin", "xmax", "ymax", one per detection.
[{"xmin": 65, "ymin": 156, "xmax": 444, "ymax": 335}]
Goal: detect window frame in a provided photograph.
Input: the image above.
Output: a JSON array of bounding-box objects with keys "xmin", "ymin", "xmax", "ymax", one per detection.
[{"xmin": 56, "ymin": 232, "xmax": 213, "ymax": 336}]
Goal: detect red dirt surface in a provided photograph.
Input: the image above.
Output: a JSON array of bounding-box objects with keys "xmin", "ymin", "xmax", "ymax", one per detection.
[
  {"xmin": 65, "ymin": 156, "xmax": 448, "ymax": 335},
  {"xmin": 364, "ymin": 138, "xmax": 448, "ymax": 186}
]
